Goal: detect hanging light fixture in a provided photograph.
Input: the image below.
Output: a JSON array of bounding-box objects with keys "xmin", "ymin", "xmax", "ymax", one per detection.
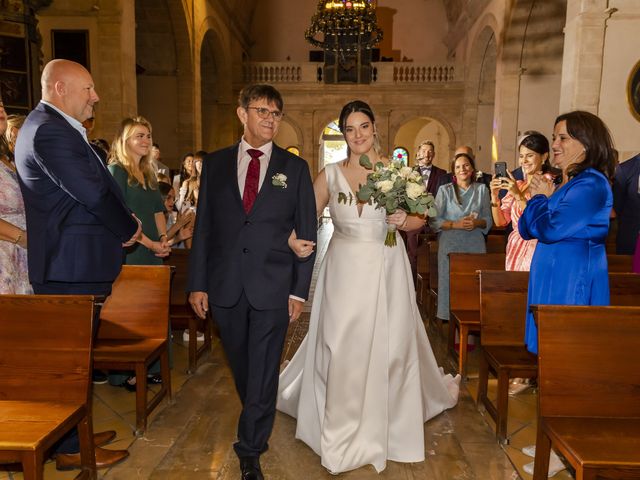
[{"xmin": 305, "ymin": 0, "xmax": 383, "ymax": 53}]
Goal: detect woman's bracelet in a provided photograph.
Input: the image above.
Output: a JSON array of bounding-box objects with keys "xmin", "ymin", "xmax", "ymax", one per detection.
[
  {"xmin": 13, "ymin": 231, "xmax": 22, "ymax": 244},
  {"xmin": 400, "ymin": 218, "xmax": 408, "ymax": 230},
  {"xmin": 490, "ymin": 201, "xmax": 500, "ymax": 207},
  {"xmin": 159, "ymin": 233, "xmax": 167, "ymax": 240}
]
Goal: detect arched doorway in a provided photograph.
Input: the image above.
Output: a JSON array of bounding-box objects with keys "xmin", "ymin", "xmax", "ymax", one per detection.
[
  {"xmin": 469, "ymin": 26, "xmax": 497, "ymax": 173},
  {"xmin": 274, "ymin": 118, "xmax": 302, "ymax": 155},
  {"xmin": 319, "ymin": 119, "xmax": 347, "ymax": 169},
  {"xmin": 393, "ymin": 117, "xmax": 451, "ymax": 171},
  {"xmin": 135, "ymin": 0, "xmax": 193, "ymax": 168}
]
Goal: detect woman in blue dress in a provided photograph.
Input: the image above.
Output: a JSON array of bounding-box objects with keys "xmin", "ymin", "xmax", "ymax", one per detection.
[{"xmin": 519, "ymin": 110, "xmax": 617, "ymax": 355}]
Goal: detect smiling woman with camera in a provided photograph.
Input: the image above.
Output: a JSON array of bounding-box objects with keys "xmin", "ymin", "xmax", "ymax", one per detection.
[
  {"xmin": 519, "ymin": 111, "xmax": 617, "ymax": 356},
  {"xmin": 489, "ymin": 132, "xmax": 550, "ymax": 272}
]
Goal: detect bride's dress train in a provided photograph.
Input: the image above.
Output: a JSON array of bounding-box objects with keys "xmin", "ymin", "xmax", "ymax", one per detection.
[{"xmin": 277, "ymin": 163, "xmax": 460, "ymax": 474}]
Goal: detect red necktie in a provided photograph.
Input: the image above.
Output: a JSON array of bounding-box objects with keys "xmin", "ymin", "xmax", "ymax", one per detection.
[{"xmin": 243, "ymin": 149, "xmax": 263, "ymax": 213}]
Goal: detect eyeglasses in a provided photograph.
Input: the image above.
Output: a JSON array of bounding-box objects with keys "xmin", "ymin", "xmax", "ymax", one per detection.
[{"xmin": 246, "ymin": 106, "xmax": 284, "ymax": 121}]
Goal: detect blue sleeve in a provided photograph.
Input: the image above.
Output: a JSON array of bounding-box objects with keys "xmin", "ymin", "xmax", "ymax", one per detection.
[{"xmin": 519, "ymin": 175, "xmax": 609, "ymax": 243}]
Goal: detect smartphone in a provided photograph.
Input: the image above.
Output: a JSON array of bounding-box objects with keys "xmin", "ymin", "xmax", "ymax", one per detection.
[{"xmin": 494, "ymin": 161, "xmax": 507, "ymax": 178}]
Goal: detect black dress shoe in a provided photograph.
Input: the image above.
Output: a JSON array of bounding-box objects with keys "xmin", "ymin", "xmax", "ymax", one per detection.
[{"xmin": 239, "ymin": 456, "xmax": 263, "ymax": 480}]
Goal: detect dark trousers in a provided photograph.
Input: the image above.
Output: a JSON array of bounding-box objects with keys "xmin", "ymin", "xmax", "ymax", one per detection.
[
  {"xmin": 211, "ymin": 291, "xmax": 289, "ymax": 458},
  {"xmin": 32, "ymin": 280, "xmax": 112, "ymax": 454},
  {"xmin": 405, "ymin": 224, "xmax": 427, "ymax": 284}
]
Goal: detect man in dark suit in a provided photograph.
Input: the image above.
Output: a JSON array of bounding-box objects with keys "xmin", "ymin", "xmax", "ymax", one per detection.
[
  {"xmin": 613, "ymin": 154, "xmax": 640, "ymax": 254},
  {"xmin": 188, "ymin": 84, "xmax": 317, "ymax": 480},
  {"xmin": 15, "ymin": 59, "xmax": 141, "ymax": 470},
  {"xmin": 405, "ymin": 140, "xmax": 447, "ymax": 283}
]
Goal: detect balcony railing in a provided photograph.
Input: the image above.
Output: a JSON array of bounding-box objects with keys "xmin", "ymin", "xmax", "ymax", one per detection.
[{"xmin": 242, "ymin": 62, "xmax": 457, "ymax": 85}]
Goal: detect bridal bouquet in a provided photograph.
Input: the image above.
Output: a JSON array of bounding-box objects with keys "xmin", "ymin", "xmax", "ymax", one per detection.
[{"xmin": 339, "ymin": 155, "xmax": 436, "ymax": 247}]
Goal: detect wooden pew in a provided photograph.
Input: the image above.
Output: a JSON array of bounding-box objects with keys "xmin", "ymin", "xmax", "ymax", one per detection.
[
  {"xmin": 165, "ymin": 249, "xmax": 213, "ymax": 374},
  {"xmin": 0, "ymin": 295, "xmax": 97, "ymax": 479},
  {"xmin": 448, "ymin": 253, "xmax": 506, "ymax": 377},
  {"xmin": 607, "ymin": 254, "xmax": 634, "ymax": 272},
  {"xmin": 476, "ymin": 270, "xmax": 535, "ymax": 443},
  {"xmin": 93, "ymin": 265, "xmax": 172, "ymax": 436},
  {"xmin": 531, "ymin": 305, "xmax": 640, "ymax": 480},
  {"xmin": 477, "ymin": 271, "xmax": 640, "ymax": 444}
]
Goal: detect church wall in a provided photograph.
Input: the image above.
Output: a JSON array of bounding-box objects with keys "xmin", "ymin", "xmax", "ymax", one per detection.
[
  {"xmin": 597, "ymin": 2, "xmax": 640, "ymax": 161},
  {"xmin": 37, "ymin": 0, "xmax": 139, "ymax": 142}
]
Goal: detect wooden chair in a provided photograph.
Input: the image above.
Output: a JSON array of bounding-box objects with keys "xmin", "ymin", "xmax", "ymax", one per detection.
[
  {"xmin": 165, "ymin": 249, "xmax": 212, "ymax": 373},
  {"xmin": 609, "ymin": 272, "xmax": 640, "ymax": 305},
  {"xmin": 93, "ymin": 265, "xmax": 172, "ymax": 436},
  {"xmin": 448, "ymin": 253, "xmax": 506, "ymax": 377},
  {"xmin": 532, "ymin": 305, "xmax": 640, "ymax": 480},
  {"xmin": 0, "ymin": 295, "xmax": 97, "ymax": 479},
  {"xmin": 476, "ymin": 270, "xmax": 536, "ymax": 443}
]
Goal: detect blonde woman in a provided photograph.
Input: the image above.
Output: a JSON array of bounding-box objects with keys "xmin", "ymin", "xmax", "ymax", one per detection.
[
  {"xmin": 107, "ymin": 116, "xmax": 170, "ymax": 390},
  {"xmin": 107, "ymin": 116, "xmax": 170, "ymax": 265}
]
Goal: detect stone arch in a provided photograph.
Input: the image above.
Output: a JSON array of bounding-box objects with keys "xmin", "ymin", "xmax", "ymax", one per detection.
[
  {"xmin": 275, "ymin": 116, "xmax": 304, "ymax": 152},
  {"xmin": 198, "ymin": 23, "xmax": 234, "ymax": 152},
  {"xmin": 391, "ymin": 116, "xmax": 453, "ymax": 171},
  {"xmin": 135, "ymin": 0, "xmax": 193, "ymax": 168},
  {"xmin": 462, "ymin": 23, "xmax": 498, "ymax": 173},
  {"xmin": 495, "ymin": 0, "xmax": 566, "ymax": 169}
]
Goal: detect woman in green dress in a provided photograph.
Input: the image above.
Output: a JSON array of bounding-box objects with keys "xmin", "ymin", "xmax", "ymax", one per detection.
[
  {"xmin": 107, "ymin": 116, "xmax": 171, "ymax": 389},
  {"xmin": 108, "ymin": 116, "xmax": 170, "ymax": 265}
]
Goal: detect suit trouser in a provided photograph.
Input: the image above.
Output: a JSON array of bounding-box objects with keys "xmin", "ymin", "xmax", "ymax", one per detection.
[
  {"xmin": 211, "ymin": 291, "xmax": 289, "ymax": 458},
  {"xmin": 32, "ymin": 280, "xmax": 112, "ymax": 454}
]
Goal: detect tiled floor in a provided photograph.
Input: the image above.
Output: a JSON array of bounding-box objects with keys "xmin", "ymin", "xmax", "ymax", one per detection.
[{"xmin": 0, "ymin": 224, "xmax": 575, "ymax": 479}]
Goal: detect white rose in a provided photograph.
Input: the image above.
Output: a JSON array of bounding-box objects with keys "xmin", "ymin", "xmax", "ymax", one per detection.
[
  {"xmin": 400, "ymin": 166, "xmax": 413, "ymax": 178},
  {"xmin": 406, "ymin": 181, "xmax": 426, "ymax": 200},
  {"xmin": 376, "ymin": 180, "xmax": 394, "ymax": 193}
]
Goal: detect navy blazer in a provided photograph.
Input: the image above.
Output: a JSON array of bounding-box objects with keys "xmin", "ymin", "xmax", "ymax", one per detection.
[
  {"xmin": 187, "ymin": 143, "xmax": 317, "ymax": 310},
  {"xmin": 613, "ymin": 154, "xmax": 640, "ymax": 254},
  {"xmin": 15, "ymin": 102, "xmax": 138, "ymax": 285}
]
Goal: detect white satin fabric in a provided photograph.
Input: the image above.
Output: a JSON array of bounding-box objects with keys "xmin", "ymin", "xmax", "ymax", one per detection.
[{"xmin": 277, "ymin": 163, "xmax": 460, "ymax": 474}]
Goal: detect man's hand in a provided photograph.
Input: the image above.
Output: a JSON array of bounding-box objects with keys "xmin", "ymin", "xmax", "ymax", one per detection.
[
  {"xmin": 123, "ymin": 214, "xmax": 143, "ymax": 247},
  {"xmin": 288, "ymin": 298, "xmax": 304, "ymax": 323},
  {"xmin": 189, "ymin": 291, "xmax": 209, "ymax": 319}
]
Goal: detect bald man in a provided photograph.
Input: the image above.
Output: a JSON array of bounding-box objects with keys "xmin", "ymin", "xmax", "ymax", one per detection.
[{"xmin": 15, "ymin": 59, "xmax": 139, "ymax": 470}]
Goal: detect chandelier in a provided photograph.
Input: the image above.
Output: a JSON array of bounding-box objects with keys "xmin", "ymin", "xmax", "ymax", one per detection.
[{"xmin": 305, "ymin": 0, "xmax": 383, "ymax": 53}]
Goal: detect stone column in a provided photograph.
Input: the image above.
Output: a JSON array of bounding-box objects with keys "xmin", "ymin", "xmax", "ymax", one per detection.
[{"xmin": 558, "ymin": 0, "xmax": 610, "ymax": 113}]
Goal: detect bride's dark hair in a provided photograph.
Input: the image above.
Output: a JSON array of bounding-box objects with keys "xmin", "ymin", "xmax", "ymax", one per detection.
[{"xmin": 338, "ymin": 100, "xmax": 381, "ymax": 158}]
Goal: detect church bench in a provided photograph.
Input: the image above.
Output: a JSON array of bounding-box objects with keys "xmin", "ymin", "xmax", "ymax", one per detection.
[
  {"xmin": 448, "ymin": 252, "xmax": 506, "ymax": 377},
  {"xmin": 165, "ymin": 249, "xmax": 213, "ymax": 374},
  {"xmin": 607, "ymin": 254, "xmax": 634, "ymax": 272},
  {"xmin": 93, "ymin": 265, "xmax": 172, "ymax": 436},
  {"xmin": 427, "ymin": 240, "xmax": 440, "ymax": 330},
  {"xmin": 475, "ymin": 270, "xmax": 535, "ymax": 444},
  {"xmin": 477, "ymin": 271, "xmax": 640, "ymax": 445},
  {"xmin": 0, "ymin": 295, "xmax": 97, "ymax": 479},
  {"xmin": 531, "ymin": 305, "xmax": 640, "ymax": 480}
]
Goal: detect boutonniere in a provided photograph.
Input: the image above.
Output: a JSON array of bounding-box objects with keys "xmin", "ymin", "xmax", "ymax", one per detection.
[{"xmin": 272, "ymin": 173, "xmax": 287, "ymax": 188}]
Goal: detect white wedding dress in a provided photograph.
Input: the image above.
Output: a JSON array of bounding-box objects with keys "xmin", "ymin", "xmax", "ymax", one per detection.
[{"xmin": 277, "ymin": 163, "xmax": 460, "ymax": 474}]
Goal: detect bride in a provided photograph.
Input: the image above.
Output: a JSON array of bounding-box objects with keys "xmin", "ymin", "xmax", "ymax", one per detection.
[{"xmin": 278, "ymin": 100, "xmax": 460, "ymax": 474}]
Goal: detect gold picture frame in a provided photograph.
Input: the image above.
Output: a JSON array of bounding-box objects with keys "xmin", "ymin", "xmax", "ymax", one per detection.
[{"xmin": 628, "ymin": 59, "xmax": 640, "ymax": 122}]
